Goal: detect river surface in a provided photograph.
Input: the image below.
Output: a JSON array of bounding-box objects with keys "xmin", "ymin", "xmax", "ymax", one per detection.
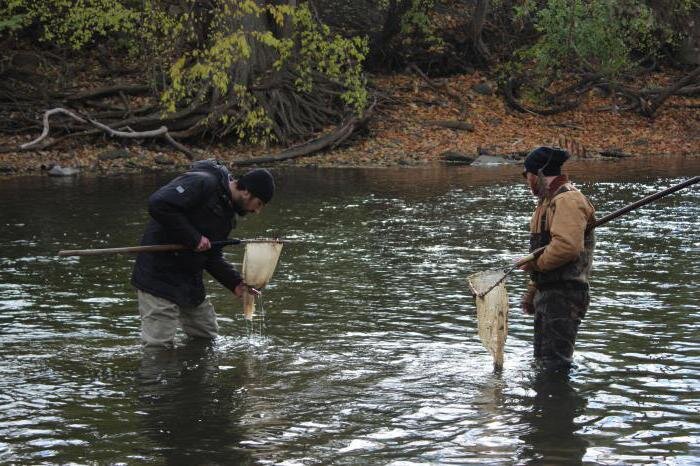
[{"xmin": 1, "ymin": 156, "xmax": 699, "ymax": 465}]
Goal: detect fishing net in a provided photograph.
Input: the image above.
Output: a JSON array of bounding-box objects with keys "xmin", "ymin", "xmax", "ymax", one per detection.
[
  {"xmin": 468, "ymin": 270, "xmax": 509, "ymax": 370},
  {"xmin": 241, "ymin": 241, "xmax": 283, "ymax": 321}
]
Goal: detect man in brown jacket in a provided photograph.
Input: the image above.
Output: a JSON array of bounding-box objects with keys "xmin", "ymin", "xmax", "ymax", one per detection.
[{"xmin": 519, "ymin": 147, "xmax": 596, "ymax": 371}]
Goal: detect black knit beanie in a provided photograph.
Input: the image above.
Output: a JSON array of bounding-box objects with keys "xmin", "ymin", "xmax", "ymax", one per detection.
[
  {"xmin": 237, "ymin": 168, "xmax": 275, "ymax": 204},
  {"xmin": 523, "ymin": 146, "xmax": 570, "ymax": 176}
]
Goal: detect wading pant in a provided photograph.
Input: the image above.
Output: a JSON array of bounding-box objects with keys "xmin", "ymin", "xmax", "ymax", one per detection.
[
  {"xmin": 138, "ymin": 290, "xmax": 219, "ymax": 348},
  {"xmin": 533, "ymin": 284, "xmax": 589, "ymax": 371}
]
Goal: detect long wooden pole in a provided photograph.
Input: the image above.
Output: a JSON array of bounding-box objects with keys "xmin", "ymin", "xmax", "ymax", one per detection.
[
  {"xmin": 57, "ymin": 238, "xmax": 289, "ymax": 257},
  {"xmin": 58, "ymin": 244, "xmax": 189, "ymax": 256},
  {"xmin": 591, "ymin": 175, "xmax": 699, "ymax": 228},
  {"xmin": 520, "ymin": 174, "xmax": 700, "ymax": 265},
  {"xmin": 477, "ymin": 176, "xmax": 699, "ymax": 297}
]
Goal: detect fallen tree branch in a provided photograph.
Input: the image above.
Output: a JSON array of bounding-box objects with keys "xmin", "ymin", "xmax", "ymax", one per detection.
[
  {"xmin": 9, "ymin": 107, "xmax": 199, "ymax": 159},
  {"xmin": 231, "ymin": 119, "xmax": 356, "ymax": 166},
  {"xmin": 641, "ymin": 66, "xmax": 700, "ymax": 117},
  {"xmin": 639, "ymin": 84, "xmax": 700, "ymax": 97},
  {"xmin": 86, "ymin": 118, "xmax": 168, "ymax": 138},
  {"xmin": 21, "ymin": 108, "xmax": 85, "ymax": 149},
  {"xmin": 422, "ymin": 120, "xmax": 474, "ymax": 131},
  {"xmin": 164, "ymin": 133, "xmax": 200, "ymax": 160},
  {"xmin": 667, "ymin": 103, "xmax": 700, "ymax": 109},
  {"xmin": 549, "ymin": 73, "xmax": 603, "ymax": 100},
  {"xmin": 0, "ymin": 130, "xmax": 96, "ymax": 153},
  {"xmin": 599, "ymin": 149, "xmax": 634, "ymax": 158}
]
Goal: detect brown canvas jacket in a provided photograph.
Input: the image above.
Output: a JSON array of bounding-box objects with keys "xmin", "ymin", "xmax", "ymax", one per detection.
[{"xmin": 529, "ymin": 178, "xmax": 596, "ymax": 285}]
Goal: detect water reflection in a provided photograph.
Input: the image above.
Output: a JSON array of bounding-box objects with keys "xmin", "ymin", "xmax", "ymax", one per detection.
[
  {"xmin": 137, "ymin": 340, "xmax": 252, "ymax": 465},
  {"xmin": 517, "ymin": 371, "xmax": 588, "ymax": 465}
]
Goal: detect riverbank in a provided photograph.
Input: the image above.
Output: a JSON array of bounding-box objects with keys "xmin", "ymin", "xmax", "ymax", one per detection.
[{"xmin": 1, "ymin": 71, "xmax": 698, "ymax": 175}]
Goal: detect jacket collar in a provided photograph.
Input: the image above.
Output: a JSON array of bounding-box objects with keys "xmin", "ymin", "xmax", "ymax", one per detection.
[{"xmin": 547, "ymin": 175, "xmax": 569, "ymax": 197}]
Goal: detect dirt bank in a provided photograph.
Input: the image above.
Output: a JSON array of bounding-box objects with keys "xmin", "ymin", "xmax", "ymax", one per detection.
[{"xmin": 1, "ymin": 72, "xmax": 698, "ymax": 175}]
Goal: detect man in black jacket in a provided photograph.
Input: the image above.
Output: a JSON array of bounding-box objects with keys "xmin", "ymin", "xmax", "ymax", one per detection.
[{"xmin": 131, "ymin": 160, "xmax": 275, "ymax": 347}]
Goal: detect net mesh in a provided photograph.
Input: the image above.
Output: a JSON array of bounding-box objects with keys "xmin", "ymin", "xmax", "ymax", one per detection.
[
  {"xmin": 468, "ymin": 270, "xmax": 509, "ymax": 370},
  {"xmin": 242, "ymin": 241, "xmax": 283, "ymax": 320}
]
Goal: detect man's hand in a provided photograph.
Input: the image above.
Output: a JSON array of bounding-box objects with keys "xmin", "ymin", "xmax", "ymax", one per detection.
[
  {"xmin": 195, "ymin": 235, "xmax": 211, "ymax": 252},
  {"xmin": 521, "ymin": 288, "xmax": 536, "ymax": 315},
  {"xmin": 234, "ymin": 282, "xmax": 261, "ymax": 299},
  {"xmin": 517, "ymin": 257, "xmax": 536, "ymax": 272}
]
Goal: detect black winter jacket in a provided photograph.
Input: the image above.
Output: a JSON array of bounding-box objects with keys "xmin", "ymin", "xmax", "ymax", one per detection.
[{"xmin": 131, "ymin": 160, "xmax": 243, "ymax": 307}]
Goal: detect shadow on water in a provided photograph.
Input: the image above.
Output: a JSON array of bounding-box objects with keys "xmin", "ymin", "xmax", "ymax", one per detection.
[{"xmin": 136, "ymin": 339, "xmax": 253, "ymax": 465}]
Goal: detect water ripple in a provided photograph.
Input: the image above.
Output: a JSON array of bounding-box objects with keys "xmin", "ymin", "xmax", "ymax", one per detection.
[{"xmin": 0, "ymin": 166, "xmax": 698, "ymax": 463}]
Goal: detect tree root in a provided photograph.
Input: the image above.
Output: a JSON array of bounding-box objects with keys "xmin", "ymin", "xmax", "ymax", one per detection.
[
  {"xmin": 504, "ymin": 77, "xmax": 581, "ymax": 115},
  {"xmin": 639, "ymin": 66, "xmax": 700, "ymax": 117},
  {"xmin": 2, "ymin": 107, "xmax": 200, "ymax": 159},
  {"xmin": 504, "ymin": 68, "xmax": 700, "ymax": 118},
  {"xmin": 232, "ymin": 101, "xmax": 375, "ymax": 166},
  {"xmin": 0, "ymin": 70, "xmax": 371, "ymax": 163}
]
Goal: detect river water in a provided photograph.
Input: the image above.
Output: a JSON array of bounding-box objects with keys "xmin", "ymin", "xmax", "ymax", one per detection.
[{"xmin": 0, "ymin": 156, "xmax": 698, "ymax": 465}]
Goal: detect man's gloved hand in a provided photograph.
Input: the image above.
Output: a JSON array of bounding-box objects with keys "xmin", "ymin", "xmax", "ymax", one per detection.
[{"xmin": 521, "ymin": 286, "xmax": 536, "ymax": 315}]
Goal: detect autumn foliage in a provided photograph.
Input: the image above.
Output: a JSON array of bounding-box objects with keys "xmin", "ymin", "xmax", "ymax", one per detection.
[{"xmin": 0, "ymin": 0, "xmax": 698, "ymax": 173}]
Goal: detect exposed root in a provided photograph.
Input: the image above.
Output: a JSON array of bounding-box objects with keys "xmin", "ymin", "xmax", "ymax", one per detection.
[
  {"xmin": 7, "ymin": 107, "xmax": 199, "ymax": 160},
  {"xmin": 232, "ymin": 101, "xmax": 375, "ymax": 165}
]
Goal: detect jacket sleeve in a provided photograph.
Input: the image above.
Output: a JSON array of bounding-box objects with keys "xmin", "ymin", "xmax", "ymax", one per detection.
[
  {"xmin": 204, "ymin": 249, "xmax": 243, "ymax": 293},
  {"xmin": 535, "ymin": 192, "xmax": 593, "ymax": 271},
  {"xmin": 147, "ymin": 173, "xmax": 212, "ymax": 248}
]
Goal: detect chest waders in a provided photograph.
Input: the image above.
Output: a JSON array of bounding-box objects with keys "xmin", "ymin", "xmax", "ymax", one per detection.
[{"xmin": 529, "ymin": 186, "xmax": 593, "ymax": 371}]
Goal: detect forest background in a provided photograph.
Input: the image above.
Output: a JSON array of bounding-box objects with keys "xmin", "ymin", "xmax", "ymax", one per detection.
[{"xmin": 0, "ymin": 0, "xmax": 698, "ymax": 173}]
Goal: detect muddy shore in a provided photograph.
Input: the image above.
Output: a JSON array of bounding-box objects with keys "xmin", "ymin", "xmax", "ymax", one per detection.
[{"xmin": 1, "ymin": 73, "xmax": 698, "ymax": 176}]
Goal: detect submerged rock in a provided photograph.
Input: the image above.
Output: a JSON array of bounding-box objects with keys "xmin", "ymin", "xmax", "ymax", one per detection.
[
  {"xmin": 440, "ymin": 151, "xmax": 474, "ymax": 164},
  {"xmin": 471, "ymin": 155, "xmax": 519, "ymax": 165},
  {"xmin": 47, "ymin": 165, "xmax": 80, "ymax": 176}
]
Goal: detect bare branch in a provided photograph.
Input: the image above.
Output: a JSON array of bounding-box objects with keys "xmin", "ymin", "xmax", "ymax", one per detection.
[
  {"xmin": 164, "ymin": 133, "xmax": 201, "ymax": 160},
  {"xmin": 86, "ymin": 118, "xmax": 168, "ymax": 138},
  {"xmin": 15, "ymin": 107, "xmax": 197, "ymax": 160},
  {"xmin": 21, "ymin": 108, "xmax": 86, "ymax": 149},
  {"xmin": 642, "ymin": 66, "xmax": 700, "ymax": 117}
]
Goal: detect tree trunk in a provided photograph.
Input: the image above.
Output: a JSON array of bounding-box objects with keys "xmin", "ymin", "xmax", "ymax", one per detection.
[
  {"xmin": 466, "ymin": 0, "xmax": 490, "ymax": 63},
  {"xmin": 365, "ymin": 0, "xmax": 411, "ymax": 70},
  {"xmin": 678, "ymin": 8, "xmax": 700, "ymax": 65}
]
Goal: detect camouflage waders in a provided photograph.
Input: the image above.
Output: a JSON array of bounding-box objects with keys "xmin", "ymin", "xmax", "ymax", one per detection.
[
  {"xmin": 532, "ymin": 283, "xmax": 589, "ymax": 370},
  {"xmin": 530, "ymin": 184, "xmax": 595, "ymax": 371}
]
